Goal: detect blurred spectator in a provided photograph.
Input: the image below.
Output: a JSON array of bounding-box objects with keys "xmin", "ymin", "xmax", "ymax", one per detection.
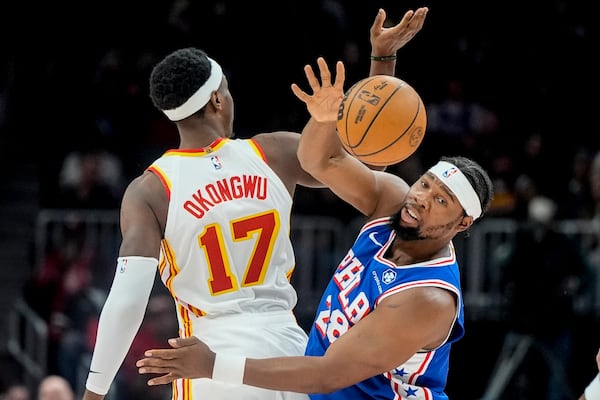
[
  {"xmin": 22, "ymin": 220, "xmax": 96, "ymax": 385},
  {"xmin": 590, "ymin": 150, "xmax": 600, "ymax": 220},
  {"xmin": 510, "ymin": 173, "xmax": 540, "ymax": 221},
  {"xmin": 486, "ymin": 152, "xmax": 517, "ymax": 218},
  {"xmin": 499, "ymin": 196, "xmax": 591, "ymax": 399},
  {"xmin": 85, "ymin": 293, "xmax": 177, "ymax": 400},
  {"xmin": 1, "ymin": 384, "xmax": 31, "ymax": 400},
  {"xmin": 587, "ymin": 150, "xmax": 600, "ymax": 311},
  {"xmin": 556, "ymin": 147, "xmax": 595, "ymax": 220},
  {"xmin": 424, "ymin": 76, "xmax": 499, "ymax": 165},
  {"xmin": 37, "ymin": 376, "xmax": 73, "ymax": 400},
  {"xmin": 56, "ymin": 145, "xmax": 124, "ymax": 209},
  {"xmin": 512, "ymin": 132, "xmax": 557, "ymax": 200}
]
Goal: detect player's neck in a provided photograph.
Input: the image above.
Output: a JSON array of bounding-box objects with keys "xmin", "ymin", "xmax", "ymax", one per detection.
[{"xmin": 385, "ymin": 236, "xmax": 450, "ymax": 266}]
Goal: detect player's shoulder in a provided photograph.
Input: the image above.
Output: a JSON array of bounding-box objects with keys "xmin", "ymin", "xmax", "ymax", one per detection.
[
  {"xmin": 249, "ymin": 131, "xmax": 302, "ymax": 165},
  {"xmin": 124, "ymin": 170, "xmax": 165, "ymax": 201},
  {"xmin": 250, "ymin": 131, "xmax": 301, "ymax": 149},
  {"xmin": 368, "ymin": 170, "xmax": 410, "ymax": 217}
]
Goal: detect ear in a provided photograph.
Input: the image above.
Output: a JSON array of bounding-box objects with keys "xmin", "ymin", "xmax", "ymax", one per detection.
[
  {"xmin": 209, "ymin": 92, "xmax": 221, "ymax": 109},
  {"xmin": 457, "ymin": 215, "xmax": 474, "ymax": 232}
]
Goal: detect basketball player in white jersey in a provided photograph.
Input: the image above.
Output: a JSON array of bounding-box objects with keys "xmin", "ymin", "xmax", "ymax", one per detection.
[
  {"xmin": 136, "ymin": 58, "xmax": 494, "ymax": 400},
  {"xmin": 137, "ymin": 57, "xmax": 494, "ymax": 400},
  {"xmin": 580, "ymin": 348, "xmax": 600, "ymax": 400},
  {"xmin": 81, "ymin": 6, "xmax": 429, "ymax": 400}
]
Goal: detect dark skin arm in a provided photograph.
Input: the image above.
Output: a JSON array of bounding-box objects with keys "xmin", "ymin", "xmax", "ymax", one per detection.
[
  {"xmin": 137, "ymin": 286, "xmax": 456, "ymax": 393},
  {"xmin": 369, "ymin": 7, "xmax": 428, "ymax": 76},
  {"xmin": 136, "ymin": 4, "xmax": 434, "ymax": 391},
  {"xmin": 136, "ymin": 8, "xmax": 460, "ymax": 393}
]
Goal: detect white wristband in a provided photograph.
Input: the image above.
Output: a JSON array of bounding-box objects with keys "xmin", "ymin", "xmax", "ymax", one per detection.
[
  {"xmin": 585, "ymin": 374, "xmax": 600, "ymax": 400},
  {"xmin": 212, "ymin": 353, "xmax": 246, "ymax": 385}
]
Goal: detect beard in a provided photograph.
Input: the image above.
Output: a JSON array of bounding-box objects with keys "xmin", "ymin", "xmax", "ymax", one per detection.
[{"xmin": 388, "ymin": 209, "xmax": 425, "ymax": 241}]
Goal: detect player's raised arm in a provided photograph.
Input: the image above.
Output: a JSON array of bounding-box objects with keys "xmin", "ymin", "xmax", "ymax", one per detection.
[
  {"xmin": 292, "ymin": 58, "xmax": 409, "ymax": 219},
  {"xmin": 369, "ymin": 7, "xmax": 429, "ymax": 77}
]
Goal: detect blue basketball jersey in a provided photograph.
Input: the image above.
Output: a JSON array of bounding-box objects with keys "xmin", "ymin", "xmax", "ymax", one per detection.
[{"xmin": 305, "ymin": 217, "xmax": 465, "ymax": 400}]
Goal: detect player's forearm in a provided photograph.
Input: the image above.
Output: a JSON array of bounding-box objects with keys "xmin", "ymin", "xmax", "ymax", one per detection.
[
  {"xmin": 243, "ymin": 355, "xmax": 349, "ymax": 394},
  {"xmin": 297, "ymin": 118, "xmax": 344, "ymax": 175}
]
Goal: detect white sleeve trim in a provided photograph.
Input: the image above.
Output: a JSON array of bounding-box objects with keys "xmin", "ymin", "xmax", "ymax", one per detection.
[
  {"xmin": 585, "ymin": 373, "xmax": 600, "ymax": 400},
  {"xmin": 85, "ymin": 256, "xmax": 158, "ymax": 395}
]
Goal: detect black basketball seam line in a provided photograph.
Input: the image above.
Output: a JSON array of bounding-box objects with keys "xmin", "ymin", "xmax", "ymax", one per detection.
[
  {"xmin": 354, "ymin": 95, "xmax": 423, "ymax": 159},
  {"xmin": 343, "ymin": 76, "xmax": 379, "ymax": 156},
  {"xmin": 350, "ymin": 81, "xmax": 407, "ymax": 149},
  {"xmin": 356, "ymin": 96, "xmax": 421, "ymax": 156}
]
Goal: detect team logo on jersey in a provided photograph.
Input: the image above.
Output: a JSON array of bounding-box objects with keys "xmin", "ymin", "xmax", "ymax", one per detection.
[
  {"xmin": 382, "ymin": 269, "xmax": 396, "ymax": 284},
  {"xmin": 211, "ymin": 155, "xmax": 223, "ymax": 170}
]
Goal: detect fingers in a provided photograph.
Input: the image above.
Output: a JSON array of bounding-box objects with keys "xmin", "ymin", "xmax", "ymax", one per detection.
[
  {"xmin": 168, "ymin": 336, "xmax": 199, "ymax": 348},
  {"xmin": 411, "ymin": 7, "xmax": 428, "ymax": 30},
  {"xmin": 291, "ymin": 57, "xmax": 344, "ymax": 102},
  {"xmin": 333, "ymin": 61, "xmax": 345, "ymax": 90},
  {"xmin": 137, "ymin": 354, "xmax": 174, "ymax": 370},
  {"xmin": 303, "ymin": 63, "xmax": 320, "ymax": 92},
  {"xmin": 147, "ymin": 373, "xmax": 178, "ymax": 386},
  {"xmin": 370, "ymin": 8, "xmax": 386, "ymax": 35},
  {"xmin": 137, "ymin": 356, "xmax": 182, "ymax": 385},
  {"xmin": 290, "ymin": 83, "xmax": 309, "ymax": 102},
  {"xmin": 317, "ymin": 57, "xmax": 332, "ymax": 87}
]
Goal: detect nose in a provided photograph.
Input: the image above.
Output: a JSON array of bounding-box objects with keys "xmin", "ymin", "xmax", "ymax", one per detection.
[{"xmin": 411, "ymin": 190, "xmax": 429, "ymax": 210}]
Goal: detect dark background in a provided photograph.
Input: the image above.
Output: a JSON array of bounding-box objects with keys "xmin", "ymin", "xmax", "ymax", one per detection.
[{"xmin": 1, "ymin": 1, "xmax": 599, "ymax": 398}]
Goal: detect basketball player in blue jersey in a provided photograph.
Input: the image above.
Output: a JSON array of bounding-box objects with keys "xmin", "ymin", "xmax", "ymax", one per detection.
[
  {"xmin": 82, "ymin": 6, "xmax": 429, "ymax": 400},
  {"xmin": 136, "ymin": 38, "xmax": 494, "ymax": 400}
]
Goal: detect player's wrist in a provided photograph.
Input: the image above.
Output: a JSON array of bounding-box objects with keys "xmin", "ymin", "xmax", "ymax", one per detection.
[
  {"xmin": 212, "ymin": 353, "xmax": 246, "ymax": 385},
  {"xmin": 370, "ymin": 54, "xmax": 397, "ymax": 62}
]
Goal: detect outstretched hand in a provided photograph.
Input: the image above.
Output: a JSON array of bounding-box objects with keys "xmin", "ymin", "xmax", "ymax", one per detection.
[
  {"xmin": 291, "ymin": 57, "xmax": 346, "ymax": 123},
  {"xmin": 137, "ymin": 336, "xmax": 214, "ymax": 386},
  {"xmin": 370, "ymin": 7, "xmax": 429, "ymax": 56}
]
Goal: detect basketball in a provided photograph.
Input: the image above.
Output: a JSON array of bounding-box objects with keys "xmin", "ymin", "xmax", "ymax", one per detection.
[{"xmin": 336, "ymin": 75, "xmax": 427, "ymax": 166}]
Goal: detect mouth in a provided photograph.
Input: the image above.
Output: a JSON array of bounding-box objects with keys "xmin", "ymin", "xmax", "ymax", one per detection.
[{"xmin": 401, "ymin": 206, "xmax": 419, "ymax": 227}]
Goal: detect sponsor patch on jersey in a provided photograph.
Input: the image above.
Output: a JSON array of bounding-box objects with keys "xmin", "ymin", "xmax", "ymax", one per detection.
[{"xmin": 382, "ymin": 269, "xmax": 396, "ymax": 284}]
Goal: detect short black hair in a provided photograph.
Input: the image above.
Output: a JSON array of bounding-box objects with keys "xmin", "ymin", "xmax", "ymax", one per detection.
[
  {"xmin": 149, "ymin": 47, "xmax": 212, "ymax": 112},
  {"xmin": 440, "ymin": 155, "xmax": 494, "ymax": 219}
]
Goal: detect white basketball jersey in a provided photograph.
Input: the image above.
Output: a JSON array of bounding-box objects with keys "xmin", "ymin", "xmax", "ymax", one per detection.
[{"xmin": 148, "ymin": 137, "xmax": 298, "ymax": 318}]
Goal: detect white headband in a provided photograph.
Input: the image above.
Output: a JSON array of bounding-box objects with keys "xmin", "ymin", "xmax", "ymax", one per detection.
[
  {"xmin": 162, "ymin": 57, "xmax": 223, "ymax": 121},
  {"xmin": 428, "ymin": 161, "xmax": 482, "ymax": 220}
]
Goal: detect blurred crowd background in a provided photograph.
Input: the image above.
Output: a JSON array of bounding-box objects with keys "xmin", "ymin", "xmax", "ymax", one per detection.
[{"xmin": 0, "ymin": 1, "xmax": 599, "ymax": 399}]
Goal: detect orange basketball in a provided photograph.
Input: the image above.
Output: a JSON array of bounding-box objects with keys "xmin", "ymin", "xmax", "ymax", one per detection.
[{"xmin": 336, "ymin": 75, "xmax": 427, "ymax": 166}]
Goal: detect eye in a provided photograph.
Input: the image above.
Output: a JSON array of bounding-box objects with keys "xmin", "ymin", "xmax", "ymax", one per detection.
[{"xmin": 436, "ymin": 196, "xmax": 448, "ymax": 206}]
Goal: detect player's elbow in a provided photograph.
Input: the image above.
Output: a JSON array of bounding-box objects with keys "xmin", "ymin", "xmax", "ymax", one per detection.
[{"xmin": 298, "ymin": 152, "xmax": 344, "ymax": 183}]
